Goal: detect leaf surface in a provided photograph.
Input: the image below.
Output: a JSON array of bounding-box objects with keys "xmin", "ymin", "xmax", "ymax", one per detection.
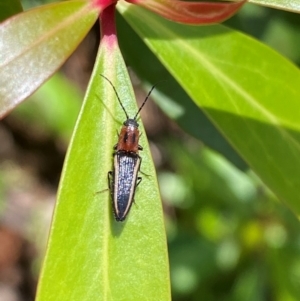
[
  {"xmin": 36, "ymin": 17, "xmax": 170, "ymax": 301},
  {"xmin": 127, "ymin": 0, "xmax": 246, "ymax": 24},
  {"xmin": 118, "ymin": 2, "xmax": 300, "ymax": 214},
  {"xmin": 0, "ymin": 0, "xmax": 99, "ymax": 118}
]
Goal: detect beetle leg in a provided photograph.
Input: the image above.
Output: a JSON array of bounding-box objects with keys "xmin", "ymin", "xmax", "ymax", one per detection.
[{"xmin": 108, "ymin": 171, "xmax": 113, "ymax": 191}]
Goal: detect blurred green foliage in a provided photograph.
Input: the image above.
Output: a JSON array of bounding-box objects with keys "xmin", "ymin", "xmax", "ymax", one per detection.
[
  {"xmin": 161, "ymin": 138, "xmax": 300, "ymax": 300},
  {"xmin": 226, "ymin": 3, "xmax": 300, "ymax": 65},
  {"xmin": 22, "ymin": 0, "xmax": 57, "ymax": 9},
  {"xmin": 13, "ymin": 73, "xmax": 82, "ymax": 141},
  {"xmin": 4, "ymin": 1, "xmax": 300, "ymax": 300}
]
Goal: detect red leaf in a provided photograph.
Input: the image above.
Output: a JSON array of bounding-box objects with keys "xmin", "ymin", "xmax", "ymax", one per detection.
[
  {"xmin": 126, "ymin": 0, "xmax": 246, "ymax": 24},
  {"xmin": 0, "ymin": 1, "xmax": 100, "ymax": 119}
]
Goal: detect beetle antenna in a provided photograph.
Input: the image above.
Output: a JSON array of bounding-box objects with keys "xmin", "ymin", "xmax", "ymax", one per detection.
[
  {"xmin": 134, "ymin": 84, "xmax": 157, "ymax": 120},
  {"xmin": 100, "ymin": 74, "xmax": 129, "ymax": 120}
]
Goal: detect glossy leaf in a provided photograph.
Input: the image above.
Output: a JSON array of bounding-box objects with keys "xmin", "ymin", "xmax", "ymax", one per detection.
[
  {"xmin": 127, "ymin": 0, "xmax": 246, "ymax": 24},
  {"xmin": 0, "ymin": 0, "xmax": 100, "ymax": 119},
  {"xmin": 0, "ymin": 0, "xmax": 23, "ymax": 21},
  {"xmin": 36, "ymin": 6, "xmax": 170, "ymax": 301},
  {"xmin": 249, "ymin": 0, "xmax": 300, "ymax": 13},
  {"xmin": 118, "ymin": 2, "xmax": 300, "ymax": 214}
]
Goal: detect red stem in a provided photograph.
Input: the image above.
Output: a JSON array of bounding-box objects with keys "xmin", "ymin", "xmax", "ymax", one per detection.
[{"xmin": 100, "ymin": 4, "xmax": 118, "ymax": 47}]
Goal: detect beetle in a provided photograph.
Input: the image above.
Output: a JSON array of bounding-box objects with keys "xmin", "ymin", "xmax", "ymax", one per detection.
[{"xmin": 100, "ymin": 75, "xmax": 156, "ymax": 221}]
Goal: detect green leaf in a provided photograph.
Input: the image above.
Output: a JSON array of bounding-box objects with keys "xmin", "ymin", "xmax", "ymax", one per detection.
[
  {"xmin": 0, "ymin": 0, "xmax": 23, "ymax": 21},
  {"xmin": 118, "ymin": 3, "xmax": 300, "ymax": 214},
  {"xmin": 249, "ymin": 0, "xmax": 300, "ymax": 14},
  {"xmin": 36, "ymin": 22, "xmax": 170, "ymax": 301},
  {"xmin": 0, "ymin": 0, "xmax": 99, "ymax": 118}
]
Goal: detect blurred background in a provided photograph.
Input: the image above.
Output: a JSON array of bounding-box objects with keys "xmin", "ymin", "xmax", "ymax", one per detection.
[{"xmin": 1, "ymin": 1, "xmax": 300, "ymax": 300}]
